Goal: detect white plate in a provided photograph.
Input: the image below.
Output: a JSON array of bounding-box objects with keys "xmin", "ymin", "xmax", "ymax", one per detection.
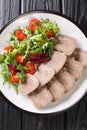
[{"xmin": 0, "ymin": 11, "xmax": 87, "ymax": 115}]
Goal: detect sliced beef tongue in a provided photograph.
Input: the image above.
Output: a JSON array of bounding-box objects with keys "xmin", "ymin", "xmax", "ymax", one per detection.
[
  {"xmin": 29, "ymin": 86, "xmax": 53, "ymax": 109},
  {"xmin": 18, "ymin": 33, "xmax": 87, "ymax": 109},
  {"xmin": 18, "ymin": 74, "xmax": 39, "ymax": 95},
  {"xmin": 49, "ymin": 76, "xmax": 65, "ymax": 101},
  {"xmin": 73, "ymin": 48, "xmax": 87, "ymax": 67},
  {"xmin": 46, "ymin": 51, "xmax": 67, "ymax": 73},
  {"xmin": 54, "ymin": 34, "xmax": 77, "ymax": 56},
  {"xmin": 56, "ymin": 68, "xmax": 75, "ymax": 92},
  {"xmin": 34, "ymin": 64, "xmax": 55, "ymax": 87},
  {"xmin": 65, "ymin": 57, "xmax": 84, "ymax": 80}
]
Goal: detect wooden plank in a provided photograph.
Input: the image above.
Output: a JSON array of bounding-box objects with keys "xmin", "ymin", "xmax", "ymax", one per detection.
[
  {"xmin": 61, "ymin": 0, "xmax": 87, "ymax": 32},
  {"xmin": 21, "ymin": 0, "xmax": 61, "ymax": 13},
  {"xmin": 0, "ymin": 96, "xmax": 4, "ymax": 130},
  {"xmin": 65, "ymin": 94, "xmax": 87, "ymax": 130},
  {"xmin": 0, "ymin": 0, "xmax": 20, "ymax": 29}
]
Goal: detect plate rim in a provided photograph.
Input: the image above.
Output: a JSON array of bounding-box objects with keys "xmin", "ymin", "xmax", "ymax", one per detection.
[{"xmin": 0, "ymin": 10, "xmax": 87, "ymax": 116}]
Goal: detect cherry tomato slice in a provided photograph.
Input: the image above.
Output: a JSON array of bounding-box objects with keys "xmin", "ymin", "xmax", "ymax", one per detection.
[
  {"xmin": 15, "ymin": 53, "xmax": 23, "ymax": 63},
  {"xmin": 46, "ymin": 29, "xmax": 54, "ymax": 38},
  {"xmin": 29, "ymin": 18, "xmax": 40, "ymax": 32},
  {"xmin": 25, "ymin": 62, "xmax": 36, "ymax": 74},
  {"xmin": 4, "ymin": 45, "xmax": 13, "ymax": 51},
  {"xmin": 15, "ymin": 29, "xmax": 27, "ymax": 41},
  {"xmin": 10, "ymin": 73, "xmax": 19, "ymax": 82},
  {"xmin": 15, "ymin": 53, "xmax": 27, "ymax": 64}
]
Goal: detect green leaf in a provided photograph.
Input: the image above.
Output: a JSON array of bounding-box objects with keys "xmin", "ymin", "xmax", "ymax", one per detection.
[
  {"xmin": 30, "ymin": 47, "xmax": 42, "ymax": 54},
  {"xmin": 0, "ymin": 54, "xmax": 6, "ymax": 63}
]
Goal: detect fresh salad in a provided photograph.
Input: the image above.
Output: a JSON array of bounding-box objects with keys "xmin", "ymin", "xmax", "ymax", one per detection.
[{"xmin": 0, "ymin": 18, "xmax": 60, "ymax": 93}]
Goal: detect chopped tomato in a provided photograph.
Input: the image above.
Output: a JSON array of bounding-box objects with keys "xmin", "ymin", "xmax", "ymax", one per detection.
[
  {"xmin": 10, "ymin": 73, "xmax": 19, "ymax": 82},
  {"xmin": 46, "ymin": 29, "xmax": 54, "ymax": 38},
  {"xmin": 15, "ymin": 29, "xmax": 27, "ymax": 41},
  {"xmin": 29, "ymin": 18, "xmax": 40, "ymax": 32},
  {"xmin": 25, "ymin": 62, "xmax": 36, "ymax": 74},
  {"xmin": 15, "ymin": 53, "xmax": 27, "ymax": 64},
  {"xmin": 4, "ymin": 45, "xmax": 13, "ymax": 51}
]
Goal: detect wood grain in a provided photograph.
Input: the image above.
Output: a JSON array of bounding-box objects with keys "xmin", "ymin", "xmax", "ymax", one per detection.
[
  {"xmin": 21, "ymin": 0, "xmax": 61, "ymax": 13},
  {"xmin": 62, "ymin": 0, "xmax": 87, "ymax": 32},
  {"xmin": 0, "ymin": 0, "xmax": 20, "ymax": 29},
  {"xmin": 0, "ymin": 0, "xmax": 87, "ymax": 130}
]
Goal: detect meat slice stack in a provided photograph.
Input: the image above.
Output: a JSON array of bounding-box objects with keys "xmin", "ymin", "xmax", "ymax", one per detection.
[{"xmin": 18, "ymin": 34, "xmax": 87, "ymax": 109}]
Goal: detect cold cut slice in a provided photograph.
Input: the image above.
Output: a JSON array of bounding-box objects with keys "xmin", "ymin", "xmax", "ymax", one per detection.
[
  {"xmin": 73, "ymin": 48, "xmax": 87, "ymax": 67},
  {"xmin": 55, "ymin": 34, "xmax": 77, "ymax": 56},
  {"xmin": 34, "ymin": 64, "xmax": 55, "ymax": 86},
  {"xmin": 65, "ymin": 57, "xmax": 84, "ymax": 80},
  {"xmin": 18, "ymin": 74, "xmax": 39, "ymax": 95},
  {"xmin": 56, "ymin": 68, "xmax": 75, "ymax": 91},
  {"xmin": 30, "ymin": 86, "xmax": 53, "ymax": 109},
  {"xmin": 46, "ymin": 51, "xmax": 66, "ymax": 73},
  {"xmin": 49, "ymin": 77, "xmax": 65, "ymax": 101}
]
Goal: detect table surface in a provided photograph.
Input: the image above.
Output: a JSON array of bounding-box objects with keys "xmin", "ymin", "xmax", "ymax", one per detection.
[{"xmin": 0, "ymin": 0, "xmax": 87, "ymax": 130}]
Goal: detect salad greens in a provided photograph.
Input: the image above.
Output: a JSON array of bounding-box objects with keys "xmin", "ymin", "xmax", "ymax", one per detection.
[{"xmin": 0, "ymin": 18, "xmax": 60, "ymax": 94}]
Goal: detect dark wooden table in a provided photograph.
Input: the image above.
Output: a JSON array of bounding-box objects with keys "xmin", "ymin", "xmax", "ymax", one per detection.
[{"xmin": 0, "ymin": 0, "xmax": 87, "ymax": 130}]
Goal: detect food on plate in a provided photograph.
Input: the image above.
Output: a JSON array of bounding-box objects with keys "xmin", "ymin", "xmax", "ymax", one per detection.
[
  {"xmin": 55, "ymin": 34, "xmax": 77, "ymax": 56},
  {"xmin": 30, "ymin": 86, "xmax": 53, "ymax": 108},
  {"xmin": 49, "ymin": 77, "xmax": 65, "ymax": 101},
  {"xmin": 34, "ymin": 64, "xmax": 55, "ymax": 86},
  {"xmin": 18, "ymin": 74, "xmax": 39, "ymax": 95},
  {"xmin": 73, "ymin": 48, "xmax": 87, "ymax": 67},
  {"xmin": 65, "ymin": 57, "xmax": 84, "ymax": 80},
  {"xmin": 56, "ymin": 68, "xmax": 75, "ymax": 91},
  {"xmin": 28, "ymin": 18, "xmax": 40, "ymax": 32},
  {"xmin": 46, "ymin": 51, "xmax": 66, "ymax": 73},
  {"xmin": 0, "ymin": 17, "xmax": 87, "ymax": 109},
  {"xmin": 0, "ymin": 18, "xmax": 60, "ymax": 93}
]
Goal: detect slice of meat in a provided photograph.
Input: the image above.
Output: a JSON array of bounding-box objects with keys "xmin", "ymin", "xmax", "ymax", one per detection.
[
  {"xmin": 73, "ymin": 48, "xmax": 87, "ymax": 67},
  {"xmin": 55, "ymin": 34, "xmax": 77, "ymax": 56},
  {"xmin": 65, "ymin": 57, "xmax": 84, "ymax": 80},
  {"xmin": 49, "ymin": 77, "xmax": 65, "ymax": 101},
  {"xmin": 56, "ymin": 68, "xmax": 75, "ymax": 91},
  {"xmin": 18, "ymin": 74, "xmax": 39, "ymax": 95},
  {"xmin": 46, "ymin": 51, "xmax": 66, "ymax": 73},
  {"xmin": 34, "ymin": 64, "xmax": 55, "ymax": 86},
  {"xmin": 29, "ymin": 86, "xmax": 53, "ymax": 109}
]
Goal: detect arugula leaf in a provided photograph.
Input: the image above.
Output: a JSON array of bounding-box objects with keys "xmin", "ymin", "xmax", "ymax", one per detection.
[
  {"xmin": 1, "ymin": 64, "xmax": 11, "ymax": 82},
  {"xmin": 0, "ymin": 54, "xmax": 6, "ymax": 63}
]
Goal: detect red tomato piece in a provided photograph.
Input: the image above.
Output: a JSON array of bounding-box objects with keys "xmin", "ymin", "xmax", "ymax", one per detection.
[
  {"xmin": 15, "ymin": 53, "xmax": 27, "ymax": 64},
  {"xmin": 25, "ymin": 62, "xmax": 36, "ymax": 74},
  {"xmin": 15, "ymin": 53, "xmax": 23, "ymax": 63},
  {"xmin": 29, "ymin": 18, "xmax": 40, "ymax": 32},
  {"xmin": 46, "ymin": 29, "xmax": 54, "ymax": 38},
  {"xmin": 10, "ymin": 73, "xmax": 19, "ymax": 82},
  {"xmin": 4, "ymin": 45, "xmax": 13, "ymax": 51},
  {"xmin": 15, "ymin": 29, "xmax": 27, "ymax": 41}
]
